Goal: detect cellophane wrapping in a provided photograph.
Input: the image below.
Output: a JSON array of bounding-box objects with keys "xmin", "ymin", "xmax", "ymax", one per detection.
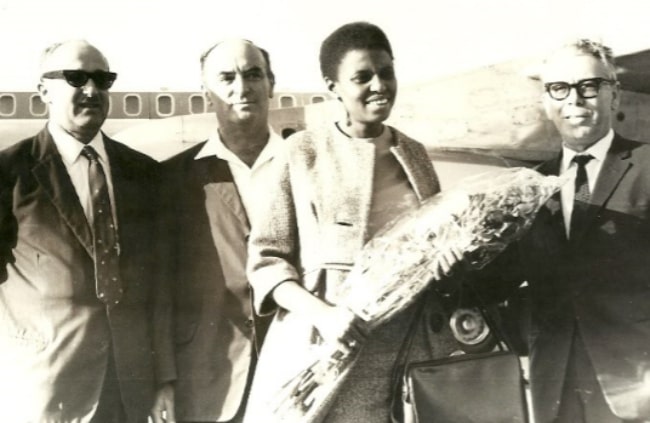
[{"xmin": 270, "ymin": 167, "xmax": 567, "ymax": 423}]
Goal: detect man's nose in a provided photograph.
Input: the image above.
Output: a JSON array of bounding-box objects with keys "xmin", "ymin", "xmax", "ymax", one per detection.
[
  {"xmin": 81, "ymin": 79, "xmax": 99, "ymax": 96},
  {"xmin": 232, "ymin": 75, "xmax": 250, "ymax": 94}
]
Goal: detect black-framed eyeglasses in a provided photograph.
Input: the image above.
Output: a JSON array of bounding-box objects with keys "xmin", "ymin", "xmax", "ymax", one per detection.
[
  {"xmin": 544, "ymin": 77, "xmax": 615, "ymax": 101},
  {"xmin": 41, "ymin": 70, "xmax": 118, "ymax": 90}
]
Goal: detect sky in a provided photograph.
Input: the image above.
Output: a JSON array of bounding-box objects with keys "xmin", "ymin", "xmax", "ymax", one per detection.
[{"xmin": 1, "ymin": 0, "xmax": 650, "ymax": 92}]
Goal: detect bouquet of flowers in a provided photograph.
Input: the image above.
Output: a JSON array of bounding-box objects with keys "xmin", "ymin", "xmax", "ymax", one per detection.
[{"xmin": 271, "ymin": 167, "xmax": 567, "ymax": 423}]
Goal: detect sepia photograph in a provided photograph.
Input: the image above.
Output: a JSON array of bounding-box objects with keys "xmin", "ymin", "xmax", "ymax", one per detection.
[{"xmin": 1, "ymin": 0, "xmax": 650, "ymax": 422}]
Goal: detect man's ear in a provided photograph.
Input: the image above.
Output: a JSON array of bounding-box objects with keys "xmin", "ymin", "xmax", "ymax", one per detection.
[
  {"xmin": 268, "ymin": 73, "xmax": 275, "ymax": 99},
  {"xmin": 37, "ymin": 82, "xmax": 49, "ymax": 103},
  {"xmin": 611, "ymin": 81, "xmax": 621, "ymax": 111},
  {"xmin": 201, "ymin": 85, "xmax": 213, "ymax": 107}
]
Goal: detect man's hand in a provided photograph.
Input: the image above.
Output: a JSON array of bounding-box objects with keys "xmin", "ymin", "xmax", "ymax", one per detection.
[{"xmin": 150, "ymin": 382, "xmax": 175, "ymax": 423}]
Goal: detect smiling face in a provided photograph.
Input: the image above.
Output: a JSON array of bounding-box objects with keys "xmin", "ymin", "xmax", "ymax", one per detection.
[
  {"xmin": 201, "ymin": 40, "xmax": 274, "ymax": 129},
  {"xmin": 326, "ymin": 48, "xmax": 397, "ymax": 138},
  {"xmin": 38, "ymin": 41, "xmax": 111, "ymax": 143},
  {"xmin": 541, "ymin": 49, "xmax": 619, "ymax": 152}
]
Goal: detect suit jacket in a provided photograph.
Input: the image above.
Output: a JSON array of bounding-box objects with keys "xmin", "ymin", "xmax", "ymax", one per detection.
[
  {"xmin": 517, "ymin": 134, "xmax": 650, "ymax": 422},
  {"xmin": 0, "ymin": 127, "xmax": 173, "ymax": 423},
  {"xmin": 244, "ymin": 125, "xmax": 460, "ymax": 422},
  {"xmin": 162, "ymin": 142, "xmax": 269, "ymax": 421}
]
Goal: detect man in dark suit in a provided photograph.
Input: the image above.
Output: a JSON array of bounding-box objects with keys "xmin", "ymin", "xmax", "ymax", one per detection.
[
  {"xmin": 161, "ymin": 39, "xmax": 277, "ymax": 423},
  {"xmin": 0, "ymin": 40, "xmax": 175, "ymax": 422},
  {"xmin": 501, "ymin": 39, "xmax": 650, "ymax": 423}
]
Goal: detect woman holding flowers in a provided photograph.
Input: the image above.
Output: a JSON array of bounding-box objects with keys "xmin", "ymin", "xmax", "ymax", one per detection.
[{"xmin": 243, "ymin": 22, "xmax": 459, "ymax": 422}]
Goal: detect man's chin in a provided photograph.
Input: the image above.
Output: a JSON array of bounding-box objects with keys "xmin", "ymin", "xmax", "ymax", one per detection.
[
  {"xmin": 72, "ymin": 117, "xmax": 105, "ymax": 135},
  {"xmin": 231, "ymin": 110, "xmax": 260, "ymax": 122}
]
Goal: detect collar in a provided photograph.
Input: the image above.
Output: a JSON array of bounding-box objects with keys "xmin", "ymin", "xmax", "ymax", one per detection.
[
  {"xmin": 48, "ymin": 121, "xmax": 108, "ymax": 166},
  {"xmin": 561, "ymin": 129, "xmax": 614, "ymax": 170},
  {"xmin": 194, "ymin": 126, "xmax": 282, "ymax": 170}
]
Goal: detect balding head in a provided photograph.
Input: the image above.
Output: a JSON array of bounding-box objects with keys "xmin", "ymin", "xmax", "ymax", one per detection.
[
  {"xmin": 200, "ymin": 39, "xmax": 274, "ymax": 86},
  {"xmin": 40, "ymin": 40, "xmax": 110, "ymax": 75}
]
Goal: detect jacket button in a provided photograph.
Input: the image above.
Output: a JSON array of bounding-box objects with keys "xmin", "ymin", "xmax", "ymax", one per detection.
[{"xmin": 245, "ymin": 318, "xmax": 254, "ymax": 328}]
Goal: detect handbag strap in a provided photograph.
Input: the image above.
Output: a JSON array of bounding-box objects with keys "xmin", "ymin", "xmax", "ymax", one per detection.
[
  {"xmin": 389, "ymin": 291, "xmax": 429, "ymax": 423},
  {"xmin": 463, "ymin": 281, "xmax": 516, "ymax": 353}
]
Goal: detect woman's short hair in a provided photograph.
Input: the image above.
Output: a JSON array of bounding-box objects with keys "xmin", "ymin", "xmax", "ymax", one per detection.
[{"xmin": 319, "ymin": 22, "xmax": 393, "ymax": 81}]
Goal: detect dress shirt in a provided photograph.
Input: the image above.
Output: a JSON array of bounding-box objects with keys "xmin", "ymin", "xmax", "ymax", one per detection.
[
  {"xmin": 195, "ymin": 127, "xmax": 282, "ymax": 227},
  {"xmin": 560, "ymin": 129, "xmax": 614, "ymax": 238},
  {"xmin": 48, "ymin": 122, "xmax": 117, "ymax": 227}
]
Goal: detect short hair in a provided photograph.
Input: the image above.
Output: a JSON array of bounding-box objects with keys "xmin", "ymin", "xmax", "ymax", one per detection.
[
  {"xmin": 545, "ymin": 38, "xmax": 617, "ymax": 80},
  {"xmin": 199, "ymin": 39, "xmax": 275, "ymax": 85},
  {"xmin": 319, "ymin": 21, "xmax": 394, "ymax": 81}
]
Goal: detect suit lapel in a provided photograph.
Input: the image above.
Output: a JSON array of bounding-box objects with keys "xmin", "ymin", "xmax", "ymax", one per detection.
[
  {"xmin": 199, "ymin": 157, "xmax": 252, "ymax": 327},
  {"xmin": 103, "ymin": 136, "xmax": 125, "ymax": 239},
  {"xmin": 329, "ymin": 133, "xmax": 374, "ymax": 245},
  {"xmin": 571, "ymin": 135, "xmax": 633, "ymax": 244},
  {"xmin": 31, "ymin": 129, "xmax": 94, "ymax": 257},
  {"xmin": 197, "ymin": 157, "xmax": 250, "ymax": 230}
]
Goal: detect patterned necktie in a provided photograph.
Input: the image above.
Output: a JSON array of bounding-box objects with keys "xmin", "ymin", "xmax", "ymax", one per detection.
[
  {"xmin": 570, "ymin": 154, "xmax": 594, "ymax": 238},
  {"xmin": 81, "ymin": 146, "xmax": 122, "ymax": 305}
]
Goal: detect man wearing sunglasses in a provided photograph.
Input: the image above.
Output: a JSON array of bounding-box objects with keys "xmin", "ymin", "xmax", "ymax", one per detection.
[
  {"xmin": 159, "ymin": 39, "xmax": 277, "ymax": 423},
  {"xmin": 482, "ymin": 39, "xmax": 650, "ymax": 423},
  {"xmin": 0, "ymin": 40, "xmax": 174, "ymax": 422}
]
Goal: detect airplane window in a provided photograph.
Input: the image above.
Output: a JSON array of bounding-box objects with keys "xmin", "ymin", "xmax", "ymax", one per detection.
[
  {"xmin": 0, "ymin": 94, "xmax": 16, "ymax": 116},
  {"xmin": 311, "ymin": 96, "xmax": 325, "ymax": 104},
  {"xmin": 30, "ymin": 94, "xmax": 47, "ymax": 116},
  {"xmin": 124, "ymin": 94, "xmax": 142, "ymax": 116},
  {"xmin": 189, "ymin": 95, "xmax": 205, "ymax": 114},
  {"xmin": 280, "ymin": 95, "xmax": 295, "ymax": 108},
  {"xmin": 157, "ymin": 94, "xmax": 174, "ymax": 117}
]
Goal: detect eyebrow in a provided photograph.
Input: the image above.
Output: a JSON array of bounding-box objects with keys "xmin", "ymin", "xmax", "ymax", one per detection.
[
  {"xmin": 242, "ymin": 66, "xmax": 264, "ymax": 74},
  {"xmin": 216, "ymin": 65, "xmax": 264, "ymax": 75}
]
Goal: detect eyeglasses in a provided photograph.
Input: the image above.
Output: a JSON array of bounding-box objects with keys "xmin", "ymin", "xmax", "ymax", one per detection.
[
  {"xmin": 544, "ymin": 77, "xmax": 615, "ymax": 101},
  {"xmin": 41, "ymin": 69, "xmax": 118, "ymax": 90}
]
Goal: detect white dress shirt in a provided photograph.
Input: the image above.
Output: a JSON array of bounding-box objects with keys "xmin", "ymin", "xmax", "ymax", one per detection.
[
  {"xmin": 560, "ymin": 129, "xmax": 614, "ymax": 238},
  {"xmin": 194, "ymin": 128, "xmax": 282, "ymax": 227},
  {"xmin": 48, "ymin": 122, "xmax": 117, "ymax": 227}
]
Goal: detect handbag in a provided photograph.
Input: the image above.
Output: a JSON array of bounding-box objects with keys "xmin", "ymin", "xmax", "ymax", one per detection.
[{"xmin": 391, "ymin": 291, "xmax": 529, "ymax": 423}]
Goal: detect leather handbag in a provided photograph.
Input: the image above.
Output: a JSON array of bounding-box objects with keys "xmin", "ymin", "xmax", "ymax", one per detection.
[{"xmin": 391, "ymin": 294, "xmax": 528, "ymax": 423}]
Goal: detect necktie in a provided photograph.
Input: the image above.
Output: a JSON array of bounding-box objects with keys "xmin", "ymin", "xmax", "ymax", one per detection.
[
  {"xmin": 82, "ymin": 146, "xmax": 122, "ymax": 305},
  {"xmin": 570, "ymin": 154, "xmax": 594, "ymax": 238}
]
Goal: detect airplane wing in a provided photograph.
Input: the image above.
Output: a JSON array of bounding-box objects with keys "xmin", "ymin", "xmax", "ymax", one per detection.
[{"xmin": 616, "ymin": 49, "xmax": 650, "ymax": 95}]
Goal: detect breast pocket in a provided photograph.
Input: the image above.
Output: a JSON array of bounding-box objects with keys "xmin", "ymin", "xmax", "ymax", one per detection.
[{"xmin": 319, "ymin": 220, "xmax": 359, "ymax": 268}]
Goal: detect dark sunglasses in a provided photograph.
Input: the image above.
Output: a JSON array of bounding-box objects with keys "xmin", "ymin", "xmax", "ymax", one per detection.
[{"xmin": 41, "ymin": 69, "xmax": 118, "ymax": 90}]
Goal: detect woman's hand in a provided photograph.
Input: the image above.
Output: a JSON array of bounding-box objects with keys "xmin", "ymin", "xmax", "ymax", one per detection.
[
  {"xmin": 271, "ymin": 281, "xmax": 368, "ymax": 353},
  {"xmin": 312, "ymin": 305, "xmax": 369, "ymax": 354},
  {"xmin": 434, "ymin": 246, "xmax": 466, "ymax": 279}
]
